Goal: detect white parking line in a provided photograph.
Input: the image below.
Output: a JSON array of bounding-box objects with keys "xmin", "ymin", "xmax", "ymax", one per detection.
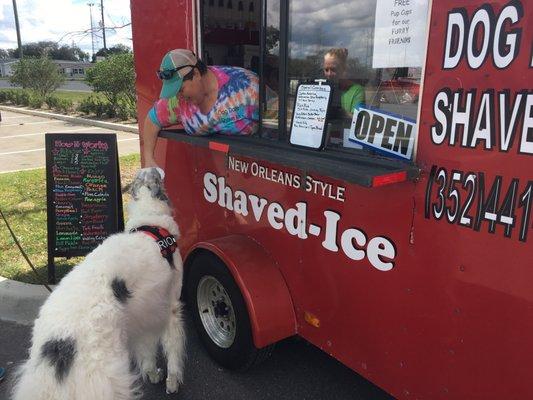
[
  {"xmin": 0, "ymin": 133, "xmax": 46, "ymax": 139},
  {"xmin": 0, "ymin": 148, "xmax": 45, "ymax": 155},
  {"xmin": 0, "ymin": 120, "xmax": 65, "ymax": 127},
  {"xmin": 0, "ymin": 137, "xmax": 139, "ymax": 156},
  {"xmin": 47, "ymin": 127, "xmax": 113, "ymax": 133},
  {"xmin": 0, "ymin": 116, "xmax": 34, "ymax": 120},
  {"xmin": 0, "ymin": 127, "xmax": 111, "ymax": 139},
  {"xmin": 0, "ymin": 132, "xmax": 44, "ymax": 139}
]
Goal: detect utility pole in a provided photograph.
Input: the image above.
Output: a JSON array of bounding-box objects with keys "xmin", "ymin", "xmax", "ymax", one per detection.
[
  {"xmin": 12, "ymin": 0, "xmax": 23, "ymax": 58},
  {"xmin": 100, "ymin": 0, "xmax": 107, "ymax": 51},
  {"xmin": 88, "ymin": 2, "xmax": 96, "ymax": 58}
]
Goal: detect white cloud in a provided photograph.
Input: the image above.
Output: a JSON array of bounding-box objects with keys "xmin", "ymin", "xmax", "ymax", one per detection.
[
  {"xmin": 0, "ymin": 0, "xmax": 132, "ymax": 55},
  {"xmin": 286, "ymin": 0, "xmax": 371, "ymax": 63}
]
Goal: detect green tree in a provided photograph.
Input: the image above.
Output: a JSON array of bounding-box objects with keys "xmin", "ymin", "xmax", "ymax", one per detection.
[
  {"xmin": 85, "ymin": 53, "xmax": 136, "ymax": 115},
  {"xmin": 9, "ymin": 57, "xmax": 65, "ymax": 98},
  {"xmin": 8, "ymin": 58, "xmax": 31, "ymax": 89},
  {"xmin": 266, "ymin": 26, "xmax": 280, "ymax": 52},
  {"xmin": 51, "ymin": 45, "xmax": 89, "ymax": 62},
  {"xmin": 92, "ymin": 44, "xmax": 131, "ymax": 62},
  {"xmin": 7, "ymin": 42, "xmax": 89, "ymax": 61}
]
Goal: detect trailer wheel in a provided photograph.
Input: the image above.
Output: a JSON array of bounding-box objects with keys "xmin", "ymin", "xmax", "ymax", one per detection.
[{"xmin": 186, "ymin": 253, "xmax": 273, "ymax": 370}]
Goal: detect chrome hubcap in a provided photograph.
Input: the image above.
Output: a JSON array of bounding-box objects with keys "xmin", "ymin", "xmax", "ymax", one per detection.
[{"xmin": 197, "ymin": 276, "xmax": 236, "ymax": 348}]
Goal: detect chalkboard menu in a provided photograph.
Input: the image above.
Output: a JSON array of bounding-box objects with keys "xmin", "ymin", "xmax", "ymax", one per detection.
[
  {"xmin": 289, "ymin": 82, "xmax": 332, "ymax": 150},
  {"xmin": 45, "ymin": 133, "xmax": 124, "ymax": 283}
]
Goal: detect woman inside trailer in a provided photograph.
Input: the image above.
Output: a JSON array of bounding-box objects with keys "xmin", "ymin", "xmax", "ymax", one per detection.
[
  {"xmin": 322, "ymin": 47, "xmax": 365, "ymax": 116},
  {"xmin": 142, "ymin": 49, "xmax": 259, "ymax": 168}
]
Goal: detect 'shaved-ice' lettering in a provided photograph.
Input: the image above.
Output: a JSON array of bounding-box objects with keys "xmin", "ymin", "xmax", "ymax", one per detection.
[{"xmin": 203, "ymin": 172, "xmax": 397, "ymax": 271}]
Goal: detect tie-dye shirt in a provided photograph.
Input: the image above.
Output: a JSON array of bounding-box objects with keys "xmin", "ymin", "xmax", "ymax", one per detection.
[{"xmin": 148, "ymin": 66, "xmax": 259, "ymax": 136}]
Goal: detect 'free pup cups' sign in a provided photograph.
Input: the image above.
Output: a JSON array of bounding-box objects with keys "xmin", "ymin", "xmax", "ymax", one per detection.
[
  {"xmin": 372, "ymin": 0, "xmax": 430, "ymax": 69},
  {"xmin": 349, "ymin": 105, "xmax": 416, "ymax": 160}
]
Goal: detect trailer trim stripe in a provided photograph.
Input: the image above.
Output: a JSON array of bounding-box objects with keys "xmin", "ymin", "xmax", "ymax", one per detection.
[
  {"xmin": 209, "ymin": 141, "xmax": 230, "ymax": 153},
  {"xmin": 372, "ymin": 171, "xmax": 408, "ymax": 187}
]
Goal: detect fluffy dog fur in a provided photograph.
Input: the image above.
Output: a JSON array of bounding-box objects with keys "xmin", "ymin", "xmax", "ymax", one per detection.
[{"xmin": 12, "ymin": 168, "xmax": 185, "ymax": 400}]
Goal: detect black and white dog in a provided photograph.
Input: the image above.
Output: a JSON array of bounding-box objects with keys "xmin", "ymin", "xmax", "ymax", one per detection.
[{"xmin": 12, "ymin": 168, "xmax": 185, "ymax": 399}]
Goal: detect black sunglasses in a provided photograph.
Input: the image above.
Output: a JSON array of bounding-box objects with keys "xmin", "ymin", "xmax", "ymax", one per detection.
[{"xmin": 156, "ymin": 65, "xmax": 195, "ymax": 80}]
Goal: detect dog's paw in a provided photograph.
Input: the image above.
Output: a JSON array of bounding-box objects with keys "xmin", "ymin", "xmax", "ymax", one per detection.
[
  {"xmin": 166, "ymin": 375, "xmax": 179, "ymax": 394},
  {"xmin": 146, "ymin": 368, "xmax": 164, "ymax": 384}
]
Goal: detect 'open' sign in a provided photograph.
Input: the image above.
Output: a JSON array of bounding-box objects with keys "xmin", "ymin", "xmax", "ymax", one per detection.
[{"xmin": 349, "ymin": 105, "xmax": 416, "ymax": 160}]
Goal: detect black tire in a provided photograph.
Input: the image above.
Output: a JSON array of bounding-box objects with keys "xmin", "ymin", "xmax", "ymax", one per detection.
[{"xmin": 186, "ymin": 252, "xmax": 273, "ymax": 371}]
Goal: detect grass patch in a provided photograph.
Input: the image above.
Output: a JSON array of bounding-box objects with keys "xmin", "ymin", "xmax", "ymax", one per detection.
[
  {"xmin": 53, "ymin": 90, "xmax": 98, "ymax": 104},
  {"xmin": 0, "ymin": 153, "xmax": 140, "ymax": 284},
  {"xmin": 0, "ymin": 88, "xmax": 100, "ymax": 105}
]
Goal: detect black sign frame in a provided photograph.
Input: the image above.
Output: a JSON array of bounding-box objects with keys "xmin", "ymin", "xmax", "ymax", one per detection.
[{"xmin": 45, "ymin": 133, "xmax": 124, "ymax": 283}]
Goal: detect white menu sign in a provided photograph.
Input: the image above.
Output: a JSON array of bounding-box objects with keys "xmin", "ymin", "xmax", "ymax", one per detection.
[
  {"xmin": 290, "ymin": 84, "xmax": 331, "ymax": 149},
  {"xmin": 372, "ymin": 0, "xmax": 429, "ymax": 69}
]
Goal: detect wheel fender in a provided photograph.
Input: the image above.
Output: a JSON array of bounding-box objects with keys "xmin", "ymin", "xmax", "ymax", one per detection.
[{"xmin": 185, "ymin": 235, "xmax": 297, "ymax": 348}]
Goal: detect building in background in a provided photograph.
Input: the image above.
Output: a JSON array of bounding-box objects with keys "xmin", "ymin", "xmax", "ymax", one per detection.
[{"xmin": 0, "ymin": 59, "xmax": 93, "ymax": 78}]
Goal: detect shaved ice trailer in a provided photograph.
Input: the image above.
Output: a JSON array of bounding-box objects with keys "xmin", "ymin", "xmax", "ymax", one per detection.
[{"xmin": 130, "ymin": 0, "xmax": 533, "ymax": 398}]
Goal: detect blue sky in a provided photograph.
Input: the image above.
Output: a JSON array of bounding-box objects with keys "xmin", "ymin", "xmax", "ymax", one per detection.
[{"xmin": 0, "ymin": 0, "xmax": 132, "ymax": 56}]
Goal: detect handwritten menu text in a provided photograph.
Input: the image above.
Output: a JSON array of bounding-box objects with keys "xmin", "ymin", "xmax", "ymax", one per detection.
[
  {"xmin": 290, "ymin": 84, "xmax": 331, "ymax": 149},
  {"xmin": 46, "ymin": 134, "xmax": 120, "ymax": 256}
]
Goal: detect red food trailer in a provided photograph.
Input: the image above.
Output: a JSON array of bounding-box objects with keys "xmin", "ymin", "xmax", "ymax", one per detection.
[{"xmin": 130, "ymin": 0, "xmax": 533, "ymax": 398}]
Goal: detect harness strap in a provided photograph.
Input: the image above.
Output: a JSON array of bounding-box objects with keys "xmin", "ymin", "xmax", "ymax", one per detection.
[{"xmin": 130, "ymin": 225, "xmax": 177, "ymax": 266}]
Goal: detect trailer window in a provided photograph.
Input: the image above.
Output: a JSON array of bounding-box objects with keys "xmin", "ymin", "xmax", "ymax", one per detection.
[
  {"xmin": 159, "ymin": 0, "xmax": 424, "ymax": 186},
  {"xmin": 201, "ymin": 0, "xmax": 261, "ymax": 70},
  {"xmin": 199, "ymin": 0, "xmax": 429, "ymax": 162},
  {"xmin": 272, "ymin": 0, "xmax": 429, "ymax": 160}
]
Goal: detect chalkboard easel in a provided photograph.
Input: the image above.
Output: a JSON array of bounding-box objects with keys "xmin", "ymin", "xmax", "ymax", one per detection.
[{"xmin": 45, "ymin": 133, "xmax": 124, "ymax": 284}]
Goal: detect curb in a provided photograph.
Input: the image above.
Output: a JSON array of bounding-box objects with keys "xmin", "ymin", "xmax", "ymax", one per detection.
[
  {"xmin": 0, "ymin": 105, "xmax": 139, "ymax": 134},
  {"xmin": 0, "ymin": 276, "xmax": 52, "ymax": 325}
]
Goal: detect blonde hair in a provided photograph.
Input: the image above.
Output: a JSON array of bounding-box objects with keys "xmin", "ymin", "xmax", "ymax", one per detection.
[{"xmin": 325, "ymin": 48, "xmax": 348, "ymax": 65}]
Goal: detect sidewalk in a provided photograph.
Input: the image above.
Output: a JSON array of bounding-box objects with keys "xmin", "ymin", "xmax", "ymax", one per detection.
[
  {"xmin": 0, "ymin": 105, "xmax": 139, "ymax": 134},
  {"xmin": 0, "ymin": 276, "xmax": 51, "ymax": 324}
]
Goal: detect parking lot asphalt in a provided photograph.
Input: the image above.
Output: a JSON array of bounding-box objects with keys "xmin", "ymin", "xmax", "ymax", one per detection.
[
  {"xmin": 0, "ymin": 314, "xmax": 395, "ymax": 400},
  {"xmin": 0, "ymin": 109, "xmax": 139, "ymax": 174}
]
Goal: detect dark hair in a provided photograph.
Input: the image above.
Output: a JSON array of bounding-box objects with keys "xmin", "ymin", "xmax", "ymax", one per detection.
[{"xmin": 182, "ymin": 59, "xmax": 208, "ymax": 81}]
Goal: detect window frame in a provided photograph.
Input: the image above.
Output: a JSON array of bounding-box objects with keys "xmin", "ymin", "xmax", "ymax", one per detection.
[
  {"xmin": 262, "ymin": 0, "xmax": 431, "ymax": 163},
  {"xmin": 191, "ymin": 0, "xmax": 425, "ymax": 186}
]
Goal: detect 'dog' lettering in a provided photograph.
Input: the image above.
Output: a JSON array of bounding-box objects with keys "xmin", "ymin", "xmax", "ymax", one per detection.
[{"xmin": 443, "ymin": 2, "xmax": 523, "ymax": 70}]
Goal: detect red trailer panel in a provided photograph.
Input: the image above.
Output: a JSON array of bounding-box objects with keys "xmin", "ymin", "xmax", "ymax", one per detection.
[{"xmin": 130, "ymin": 0, "xmax": 533, "ymax": 398}]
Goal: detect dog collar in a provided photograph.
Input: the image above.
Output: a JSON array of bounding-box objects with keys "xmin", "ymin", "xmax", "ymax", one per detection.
[{"xmin": 130, "ymin": 225, "xmax": 177, "ymax": 266}]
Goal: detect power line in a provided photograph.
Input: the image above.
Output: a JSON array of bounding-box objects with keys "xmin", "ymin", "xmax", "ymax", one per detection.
[{"xmin": 56, "ymin": 22, "xmax": 131, "ymax": 46}]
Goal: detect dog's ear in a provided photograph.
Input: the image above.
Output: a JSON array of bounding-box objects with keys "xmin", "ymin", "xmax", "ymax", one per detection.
[
  {"xmin": 130, "ymin": 168, "xmax": 169, "ymax": 202},
  {"xmin": 129, "ymin": 169, "xmax": 146, "ymax": 200},
  {"xmin": 149, "ymin": 172, "xmax": 169, "ymax": 202}
]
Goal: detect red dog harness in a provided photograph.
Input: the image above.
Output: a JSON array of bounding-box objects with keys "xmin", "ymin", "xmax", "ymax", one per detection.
[{"xmin": 130, "ymin": 226, "xmax": 177, "ymax": 266}]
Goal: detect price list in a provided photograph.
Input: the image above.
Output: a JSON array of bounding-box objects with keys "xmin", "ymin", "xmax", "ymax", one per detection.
[
  {"xmin": 46, "ymin": 133, "xmax": 121, "ymax": 258},
  {"xmin": 290, "ymin": 84, "xmax": 331, "ymax": 149}
]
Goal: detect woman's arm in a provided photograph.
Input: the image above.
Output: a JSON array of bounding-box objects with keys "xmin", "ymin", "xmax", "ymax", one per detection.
[
  {"xmin": 341, "ymin": 84, "xmax": 365, "ymax": 115},
  {"xmin": 141, "ymin": 113, "xmax": 161, "ymax": 167}
]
